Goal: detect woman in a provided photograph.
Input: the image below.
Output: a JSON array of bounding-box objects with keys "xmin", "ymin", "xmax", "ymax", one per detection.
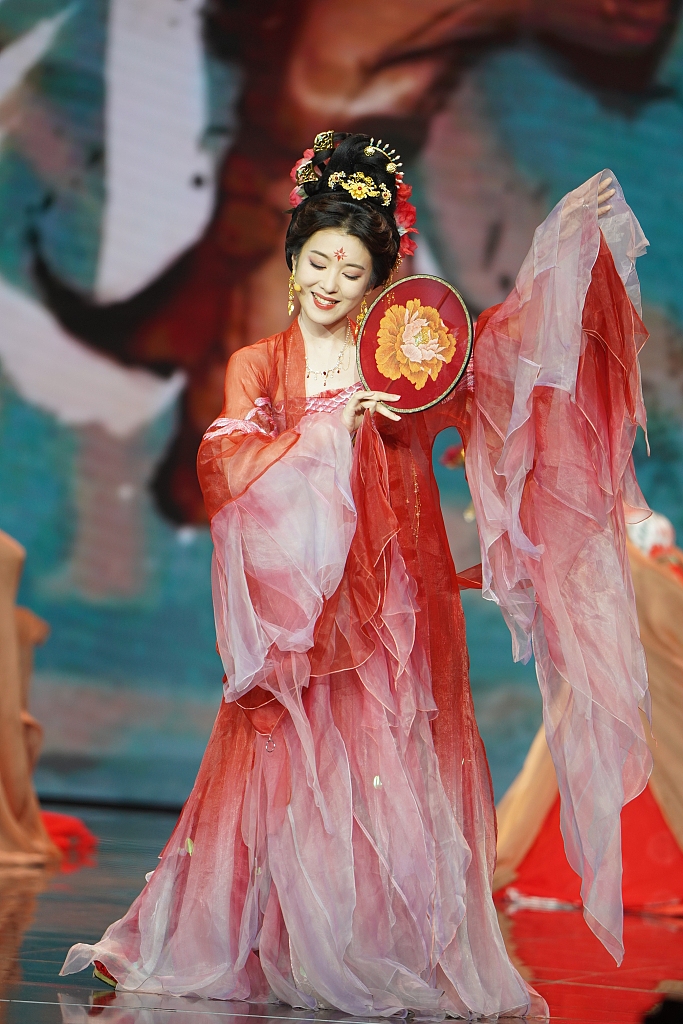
[{"xmin": 62, "ymin": 133, "xmax": 651, "ymax": 1018}]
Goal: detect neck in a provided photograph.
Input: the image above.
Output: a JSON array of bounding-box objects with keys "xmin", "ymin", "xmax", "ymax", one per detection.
[{"xmin": 298, "ymin": 309, "xmax": 350, "ymax": 347}]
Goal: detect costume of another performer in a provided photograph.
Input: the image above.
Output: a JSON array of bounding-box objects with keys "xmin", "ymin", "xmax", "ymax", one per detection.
[{"xmin": 61, "ymin": 133, "xmax": 652, "ymax": 1020}]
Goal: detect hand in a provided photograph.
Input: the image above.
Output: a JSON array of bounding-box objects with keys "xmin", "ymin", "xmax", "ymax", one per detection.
[
  {"xmin": 342, "ymin": 389, "xmax": 401, "ymax": 434},
  {"xmin": 597, "ymin": 176, "xmax": 616, "ymax": 218}
]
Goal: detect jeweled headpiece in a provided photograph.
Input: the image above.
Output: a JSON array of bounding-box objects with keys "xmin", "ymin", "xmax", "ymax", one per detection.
[
  {"xmin": 313, "ymin": 130, "xmax": 335, "ymax": 153},
  {"xmin": 363, "ymin": 138, "xmax": 403, "ymax": 176},
  {"xmin": 327, "ymin": 170, "xmax": 392, "ymax": 207},
  {"xmin": 288, "ymin": 130, "xmax": 418, "ymax": 257}
]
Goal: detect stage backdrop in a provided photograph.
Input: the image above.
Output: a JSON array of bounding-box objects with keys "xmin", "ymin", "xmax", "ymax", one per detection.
[{"xmin": 0, "ymin": 0, "xmax": 682, "ymax": 806}]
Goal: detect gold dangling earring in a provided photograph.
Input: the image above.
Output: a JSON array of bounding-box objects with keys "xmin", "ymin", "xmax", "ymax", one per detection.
[
  {"xmin": 288, "ymin": 272, "xmax": 302, "ymax": 317},
  {"xmin": 356, "ymin": 297, "xmax": 368, "ymax": 330}
]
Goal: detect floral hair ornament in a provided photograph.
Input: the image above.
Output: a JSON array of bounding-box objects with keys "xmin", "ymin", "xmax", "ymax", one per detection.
[
  {"xmin": 288, "ymin": 129, "xmax": 338, "ymax": 207},
  {"xmin": 357, "ymin": 274, "xmax": 472, "ymax": 412},
  {"xmin": 394, "ymin": 172, "xmax": 418, "ymax": 257},
  {"xmin": 327, "ymin": 170, "xmax": 392, "ymax": 207}
]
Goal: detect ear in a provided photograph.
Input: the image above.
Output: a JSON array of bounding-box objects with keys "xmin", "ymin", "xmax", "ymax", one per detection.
[{"xmin": 292, "ymin": 254, "xmax": 298, "ymax": 274}]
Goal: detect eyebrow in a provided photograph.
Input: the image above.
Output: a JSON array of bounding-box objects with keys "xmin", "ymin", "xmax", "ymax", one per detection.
[{"xmin": 310, "ymin": 249, "xmax": 366, "ymax": 271}]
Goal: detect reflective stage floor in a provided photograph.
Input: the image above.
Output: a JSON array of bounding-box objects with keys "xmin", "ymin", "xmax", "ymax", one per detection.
[{"xmin": 1, "ymin": 806, "xmax": 682, "ymax": 1023}]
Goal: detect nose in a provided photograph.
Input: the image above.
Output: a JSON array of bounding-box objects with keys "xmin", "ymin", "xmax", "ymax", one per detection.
[{"xmin": 319, "ymin": 266, "xmax": 340, "ymax": 294}]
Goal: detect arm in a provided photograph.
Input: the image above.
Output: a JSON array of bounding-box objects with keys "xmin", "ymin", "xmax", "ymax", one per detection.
[
  {"xmin": 197, "ymin": 343, "xmax": 301, "ymax": 519},
  {"xmin": 198, "ymin": 343, "xmax": 357, "ymax": 700}
]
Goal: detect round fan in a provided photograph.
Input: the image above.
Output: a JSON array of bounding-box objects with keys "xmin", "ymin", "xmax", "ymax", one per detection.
[{"xmin": 357, "ymin": 274, "xmax": 472, "ymax": 412}]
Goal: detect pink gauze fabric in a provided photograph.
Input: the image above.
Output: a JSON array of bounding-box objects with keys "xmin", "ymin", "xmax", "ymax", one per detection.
[{"xmin": 466, "ymin": 169, "xmax": 652, "ymax": 964}]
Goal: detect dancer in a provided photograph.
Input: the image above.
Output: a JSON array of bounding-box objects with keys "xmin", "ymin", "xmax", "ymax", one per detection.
[{"xmin": 62, "ymin": 132, "xmax": 651, "ymax": 1018}]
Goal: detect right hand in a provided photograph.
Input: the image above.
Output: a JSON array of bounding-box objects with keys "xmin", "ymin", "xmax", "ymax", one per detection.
[{"xmin": 342, "ymin": 390, "xmax": 401, "ymax": 434}]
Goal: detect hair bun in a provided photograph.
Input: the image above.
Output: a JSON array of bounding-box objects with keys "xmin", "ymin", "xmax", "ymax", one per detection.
[{"xmin": 303, "ymin": 134, "xmax": 398, "ymax": 214}]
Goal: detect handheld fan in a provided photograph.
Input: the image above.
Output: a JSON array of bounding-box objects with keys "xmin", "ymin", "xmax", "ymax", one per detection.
[{"xmin": 357, "ymin": 274, "xmax": 472, "ymax": 413}]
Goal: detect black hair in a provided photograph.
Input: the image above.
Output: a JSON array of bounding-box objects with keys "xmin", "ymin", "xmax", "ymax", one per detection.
[{"xmin": 285, "ymin": 133, "xmax": 401, "ymax": 289}]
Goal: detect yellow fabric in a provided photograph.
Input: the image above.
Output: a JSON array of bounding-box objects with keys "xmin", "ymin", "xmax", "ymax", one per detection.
[
  {"xmin": 493, "ymin": 726, "xmax": 557, "ymax": 891},
  {"xmin": 628, "ymin": 541, "xmax": 683, "ymax": 850}
]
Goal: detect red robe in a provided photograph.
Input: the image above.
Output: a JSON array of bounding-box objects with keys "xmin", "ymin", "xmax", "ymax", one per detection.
[{"xmin": 61, "ymin": 171, "xmax": 650, "ymax": 1018}]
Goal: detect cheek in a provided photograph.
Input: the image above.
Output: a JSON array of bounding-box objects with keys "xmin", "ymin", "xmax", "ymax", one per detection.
[
  {"xmin": 297, "ymin": 263, "xmax": 318, "ymax": 285},
  {"xmin": 342, "ymin": 276, "xmax": 371, "ymax": 298}
]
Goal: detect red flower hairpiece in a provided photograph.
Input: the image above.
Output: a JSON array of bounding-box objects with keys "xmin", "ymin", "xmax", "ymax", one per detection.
[{"xmin": 395, "ymin": 173, "xmax": 418, "ymax": 257}]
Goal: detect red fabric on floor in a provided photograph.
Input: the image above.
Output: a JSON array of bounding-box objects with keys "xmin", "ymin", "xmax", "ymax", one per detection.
[
  {"xmin": 41, "ymin": 810, "xmax": 98, "ymax": 872},
  {"xmin": 500, "ymin": 786, "xmax": 683, "ymax": 914}
]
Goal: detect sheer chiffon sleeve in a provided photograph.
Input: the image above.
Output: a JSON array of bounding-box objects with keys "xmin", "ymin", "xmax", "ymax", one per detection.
[
  {"xmin": 198, "ymin": 341, "xmax": 302, "ymax": 519},
  {"xmin": 210, "ymin": 411, "xmax": 356, "ymax": 698},
  {"xmin": 197, "ymin": 339, "xmax": 357, "ymax": 695},
  {"xmin": 197, "ymin": 339, "xmax": 358, "ymax": 819},
  {"xmin": 464, "ymin": 170, "xmax": 652, "ymax": 964}
]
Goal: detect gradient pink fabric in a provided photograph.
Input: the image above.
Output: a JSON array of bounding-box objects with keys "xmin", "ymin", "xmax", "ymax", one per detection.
[
  {"xmin": 466, "ymin": 170, "xmax": 651, "ymax": 963},
  {"xmin": 61, "ymin": 172, "xmax": 649, "ymax": 1013}
]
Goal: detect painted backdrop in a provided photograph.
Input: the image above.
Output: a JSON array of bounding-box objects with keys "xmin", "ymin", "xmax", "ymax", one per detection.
[{"xmin": 1, "ymin": 0, "xmax": 682, "ymax": 804}]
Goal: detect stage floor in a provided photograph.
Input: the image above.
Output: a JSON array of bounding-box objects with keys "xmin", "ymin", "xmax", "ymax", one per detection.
[{"xmin": 1, "ymin": 806, "xmax": 681, "ymax": 1023}]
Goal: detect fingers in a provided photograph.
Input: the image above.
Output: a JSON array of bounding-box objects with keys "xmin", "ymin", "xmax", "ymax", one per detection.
[
  {"xmin": 597, "ymin": 178, "xmax": 616, "ymax": 218},
  {"xmin": 375, "ymin": 403, "xmax": 401, "ymax": 422},
  {"xmin": 362, "ymin": 391, "xmax": 401, "ymax": 402},
  {"xmin": 597, "ymin": 182, "xmax": 616, "ymax": 218}
]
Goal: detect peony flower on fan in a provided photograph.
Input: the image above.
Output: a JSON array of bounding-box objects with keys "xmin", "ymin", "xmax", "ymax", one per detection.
[
  {"xmin": 400, "ymin": 313, "xmax": 445, "ymax": 363},
  {"xmin": 375, "ymin": 300, "xmax": 456, "ymax": 389}
]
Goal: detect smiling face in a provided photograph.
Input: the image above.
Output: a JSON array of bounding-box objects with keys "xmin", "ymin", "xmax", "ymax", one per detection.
[{"xmin": 293, "ymin": 229, "xmax": 373, "ymax": 328}]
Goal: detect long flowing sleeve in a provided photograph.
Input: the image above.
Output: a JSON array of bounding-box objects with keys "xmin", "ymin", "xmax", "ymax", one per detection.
[
  {"xmin": 197, "ymin": 336, "xmax": 358, "ymax": 823},
  {"xmin": 465, "ymin": 171, "xmax": 652, "ymax": 963}
]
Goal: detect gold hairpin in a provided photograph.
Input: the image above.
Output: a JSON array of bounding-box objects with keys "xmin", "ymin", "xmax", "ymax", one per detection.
[
  {"xmin": 363, "ymin": 138, "xmax": 402, "ymax": 175},
  {"xmin": 295, "ymin": 161, "xmax": 318, "ymax": 186},
  {"xmin": 313, "ymin": 130, "xmax": 335, "ymax": 152}
]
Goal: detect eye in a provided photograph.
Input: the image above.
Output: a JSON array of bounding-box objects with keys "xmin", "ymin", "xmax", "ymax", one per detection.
[
  {"xmin": 344, "ymin": 274, "xmax": 361, "ymax": 281},
  {"xmin": 309, "ymin": 260, "xmax": 325, "ymax": 270}
]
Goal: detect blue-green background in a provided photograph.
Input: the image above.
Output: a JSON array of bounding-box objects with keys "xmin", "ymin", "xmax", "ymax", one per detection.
[{"xmin": 1, "ymin": 2, "xmax": 681, "ymax": 805}]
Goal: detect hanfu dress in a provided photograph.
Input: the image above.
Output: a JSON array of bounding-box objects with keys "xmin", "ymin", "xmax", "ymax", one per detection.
[{"xmin": 62, "ymin": 172, "xmax": 652, "ymax": 1019}]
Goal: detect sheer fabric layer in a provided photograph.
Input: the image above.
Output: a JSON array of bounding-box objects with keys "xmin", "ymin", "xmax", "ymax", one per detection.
[
  {"xmin": 61, "ymin": 324, "xmax": 541, "ymax": 1018},
  {"xmin": 61, "ymin": 174, "xmax": 652, "ymax": 1007},
  {"xmin": 465, "ymin": 170, "xmax": 652, "ymax": 964}
]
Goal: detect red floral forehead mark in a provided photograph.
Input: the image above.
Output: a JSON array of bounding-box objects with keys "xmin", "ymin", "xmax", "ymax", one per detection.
[{"xmin": 334, "ymin": 247, "xmax": 347, "ymax": 261}]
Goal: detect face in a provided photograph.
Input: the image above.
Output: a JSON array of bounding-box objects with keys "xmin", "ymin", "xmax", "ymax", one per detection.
[{"xmin": 293, "ymin": 229, "xmax": 373, "ymax": 328}]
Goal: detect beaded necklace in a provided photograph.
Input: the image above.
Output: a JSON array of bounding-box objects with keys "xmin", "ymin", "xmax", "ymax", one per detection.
[{"xmin": 304, "ymin": 320, "xmax": 353, "ymax": 385}]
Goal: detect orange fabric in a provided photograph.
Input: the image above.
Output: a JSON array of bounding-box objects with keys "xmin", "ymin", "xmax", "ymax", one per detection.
[{"xmin": 0, "ymin": 530, "xmax": 59, "ymax": 867}]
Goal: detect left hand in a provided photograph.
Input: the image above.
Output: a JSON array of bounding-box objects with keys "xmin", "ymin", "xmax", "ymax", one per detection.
[{"xmin": 597, "ymin": 176, "xmax": 616, "ymax": 218}]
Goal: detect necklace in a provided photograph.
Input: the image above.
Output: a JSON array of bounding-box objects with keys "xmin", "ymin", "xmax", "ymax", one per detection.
[{"xmin": 305, "ymin": 321, "xmax": 352, "ymax": 384}]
